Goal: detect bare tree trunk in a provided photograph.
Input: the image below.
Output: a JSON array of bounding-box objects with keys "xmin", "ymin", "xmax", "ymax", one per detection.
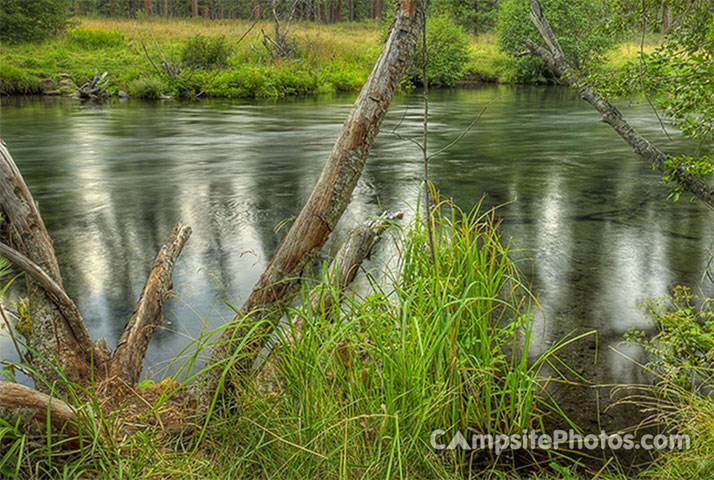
[
  {"xmin": 526, "ymin": 0, "xmax": 714, "ymax": 209},
  {"xmin": 110, "ymin": 223, "xmax": 191, "ymax": 386},
  {"xmin": 0, "ymin": 141, "xmax": 98, "ymax": 392},
  {"xmin": 201, "ymin": 0, "xmax": 429, "ymax": 408},
  {"xmin": 662, "ymin": 4, "xmax": 671, "ymax": 33},
  {"xmin": 144, "ymin": 0, "xmax": 152, "ymax": 16},
  {"xmin": 164, "ymin": 0, "xmax": 169, "ymax": 17},
  {"xmin": 191, "ymin": 0, "xmax": 198, "ymax": 17}
]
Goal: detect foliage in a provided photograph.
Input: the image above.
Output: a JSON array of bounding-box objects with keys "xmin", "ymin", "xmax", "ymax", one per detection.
[
  {"xmin": 431, "ymin": 0, "xmax": 501, "ymax": 34},
  {"xmin": 594, "ymin": 0, "xmax": 714, "ymax": 188},
  {"xmin": 410, "ymin": 16, "xmax": 471, "ymax": 87},
  {"xmin": 0, "ymin": 0, "xmax": 72, "ymax": 43},
  {"xmin": 66, "ymin": 28, "xmax": 126, "ymax": 48},
  {"xmin": 626, "ymin": 286, "xmax": 714, "ymax": 387},
  {"xmin": 496, "ymin": 0, "xmax": 614, "ymax": 83},
  {"xmin": 128, "ymin": 76, "xmax": 165, "ymax": 99},
  {"xmin": 0, "ymin": 64, "xmax": 41, "ymax": 95},
  {"xmin": 181, "ymin": 34, "xmax": 232, "ymax": 69}
]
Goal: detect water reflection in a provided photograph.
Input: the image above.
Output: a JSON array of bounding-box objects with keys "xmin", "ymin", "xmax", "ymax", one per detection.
[{"xmin": 0, "ymin": 88, "xmax": 712, "ymax": 410}]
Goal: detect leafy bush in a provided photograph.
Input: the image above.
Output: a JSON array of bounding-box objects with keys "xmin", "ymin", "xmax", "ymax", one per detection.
[
  {"xmin": 0, "ymin": 64, "xmax": 41, "ymax": 95},
  {"xmin": 66, "ymin": 28, "xmax": 125, "ymax": 48},
  {"xmin": 497, "ymin": 0, "xmax": 613, "ymax": 83},
  {"xmin": 0, "ymin": 0, "xmax": 71, "ymax": 43},
  {"xmin": 181, "ymin": 35, "xmax": 231, "ymax": 69},
  {"xmin": 128, "ymin": 77, "xmax": 164, "ymax": 99},
  {"xmin": 626, "ymin": 286, "xmax": 714, "ymax": 387},
  {"xmin": 410, "ymin": 16, "xmax": 470, "ymax": 87}
]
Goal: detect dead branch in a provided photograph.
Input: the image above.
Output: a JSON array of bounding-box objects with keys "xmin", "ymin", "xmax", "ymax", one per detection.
[
  {"xmin": 526, "ymin": 0, "xmax": 714, "ymax": 209},
  {"xmin": 77, "ymin": 69, "xmax": 110, "ymax": 101},
  {"xmin": 110, "ymin": 223, "xmax": 192, "ymax": 386}
]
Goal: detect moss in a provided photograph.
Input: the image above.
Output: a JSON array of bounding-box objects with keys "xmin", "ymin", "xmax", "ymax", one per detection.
[{"xmin": 15, "ymin": 298, "xmax": 31, "ymax": 340}]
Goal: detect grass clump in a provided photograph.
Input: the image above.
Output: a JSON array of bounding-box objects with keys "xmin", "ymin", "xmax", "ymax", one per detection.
[
  {"xmin": 181, "ymin": 34, "xmax": 231, "ymax": 69},
  {"xmin": 65, "ymin": 27, "xmax": 125, "ymax": 49},
  {"xmin": 128, "ymin": 76, "xmax": 164, "ymax": 99},
  {"xmin": 204, "ymin": 199, "xmax": 578, "ymax": 478},
  {"xmin": 0, "ymin": 63, "xmax": 41, "ymax": 95}
]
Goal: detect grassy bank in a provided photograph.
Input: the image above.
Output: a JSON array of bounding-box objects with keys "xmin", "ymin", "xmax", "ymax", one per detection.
[{"xmin": 0, "ymin": 17, "xmax": 655, "ymax": 98}]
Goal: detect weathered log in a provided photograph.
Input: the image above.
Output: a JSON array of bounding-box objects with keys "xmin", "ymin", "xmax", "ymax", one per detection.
[
  {"xmin": 76, "ymin": 69, "xmax": 110, "ymax": 101},
  {"xmin": 526, "ymin": 0, "xmax": 714, "ymax": 209},
  {"xmin": 256, "ymin": 210, "xmax": 403, "ymax": 392},
  {"xmin": 109, "ymin": 223, "xmax": 192, "ymax": 386},
  {"xmin": 0, "ymin": 380, "xmax": 78, "ymax": 437},
  {"xmin": 202, "ymin": 0, "xmax": 429, "ymax": 406},
  {"xmin": 0, "ymin": 140, "xmax": 97, "ymax": 391}
]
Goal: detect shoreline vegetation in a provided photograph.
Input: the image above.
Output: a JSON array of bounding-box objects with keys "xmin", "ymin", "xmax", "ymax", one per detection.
[{"xmin": 0, "ymin": 17, "xmax": 655, "ymax": 99}]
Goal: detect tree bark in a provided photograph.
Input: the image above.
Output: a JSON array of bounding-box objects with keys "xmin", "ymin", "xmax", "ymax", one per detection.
[
  {"xmin": 109, "ymin": 223, "xmax": 191, "ymax": 386},
  {"xmin": 201, "ymin": 0, "xmax": 429, "ymax": 407},
  {"xmin": 191, "ymin": 0, "xmax": 198, "ymax": 17},
  {"xmin": 0, "ymin": 381, "xmax": 78, "ymax": 437},
  {"xmin": 0, "ymin": 141, "xmax": 97, "ymax": 392},
  {"xmin": 526, "ymin": 0, "xmax": 714, "ymax": 209}
]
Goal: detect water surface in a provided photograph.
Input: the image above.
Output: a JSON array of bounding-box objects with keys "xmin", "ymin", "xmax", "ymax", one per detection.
[{"xmin": 1, "ymin": 87, "xmax": 712, "ymax": 444}]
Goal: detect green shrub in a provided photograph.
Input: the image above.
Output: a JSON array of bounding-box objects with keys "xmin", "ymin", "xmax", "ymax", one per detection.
[
  {"xmin": 410, "ymin": 16, "xmax": 470, "ymax": 87},
  {"xmin": 0, "ymin": 0, "xmax": 71, "ymax": 43},
  {"xmin": 497, "ymin": 0, "xmax": 613, "ymax": 83},
  {"xmin": 66, "ymin": 28, "xmax": 125, "ymax": 49},
  {"xmin": 0, "ymin": 64, "xmax": 41, "ymax": 95},
  {"xmin": 128, "ymin": 77, "xmax": 164, "ymax": 99},
  {"xmin": 181, "ymin": 35, "xmax": 231, "ymax": 69}
]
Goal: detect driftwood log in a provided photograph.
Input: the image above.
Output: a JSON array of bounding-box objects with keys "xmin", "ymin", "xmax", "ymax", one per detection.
[
  {"xmin": 256, "ymin": 210, "xmax": 404, "ymax": 393},
  {"xmin": 201, "ymin": 0, "xmax": 430, "ymax": 408},
  {"xmin": 76, "ymin": 69, "xmax": 110, "ymax": 101},
  {"xmin": 526, "ymin": 0, "xmax": 714, "ymax": 209}
]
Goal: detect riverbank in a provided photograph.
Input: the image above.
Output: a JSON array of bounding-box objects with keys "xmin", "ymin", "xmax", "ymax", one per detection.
[{"xmin": 0, "ymin": 17, "xmax": 654, "ymax": 99}]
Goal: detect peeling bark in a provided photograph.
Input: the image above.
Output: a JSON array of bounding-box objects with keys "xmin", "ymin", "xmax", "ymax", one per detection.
[
  {"xmin": 526, "ymin": 0, "xmax": 714, "ymax": 209},
  {"xmin": 202, "ymin": 0, "xmax": 429, "ymax": 406},
  {"xmin": 110, "ymin": 223, "xmax": 192, "ymax": 386}
]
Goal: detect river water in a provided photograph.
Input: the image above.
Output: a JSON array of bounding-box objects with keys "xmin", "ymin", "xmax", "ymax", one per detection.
[{"xmin": 1, "ymin": 86, "xmax": 712, "ymax": 451}]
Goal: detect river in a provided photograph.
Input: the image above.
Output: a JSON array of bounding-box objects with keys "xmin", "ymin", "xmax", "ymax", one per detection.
[{"xmin": 1, "ymin": 86, "xmax": 712, "ymax": 446}]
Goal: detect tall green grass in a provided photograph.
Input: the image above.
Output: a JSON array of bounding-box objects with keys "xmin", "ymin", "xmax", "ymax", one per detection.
[{"xmin": 5, "ymin": 199, "xmax": 587, "ymax": 479}]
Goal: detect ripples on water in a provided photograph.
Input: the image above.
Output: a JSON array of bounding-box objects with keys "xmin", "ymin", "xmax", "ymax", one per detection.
[{"xmin": 0, "ymin": 86, "xmax": 712, "ymax": 397}]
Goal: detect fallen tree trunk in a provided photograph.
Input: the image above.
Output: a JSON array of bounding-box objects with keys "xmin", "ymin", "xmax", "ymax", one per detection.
[
  {"xmin": 0, "ymin": 381, "xmax": 78, "ymax": 437},
  {"xmin": 109, "ymin": 223, "xmax": 192, "ymax": 386},
  {"xmin": 202, "ymin": 0, "xmax": 429, "ymax": 406},
  {"xmin": 525, "ymin": 0, "xmax": 714, "ymax": 209},
  {"xmin": 256, "ymin": 210, "xmax": 403, "ymax": 393}
]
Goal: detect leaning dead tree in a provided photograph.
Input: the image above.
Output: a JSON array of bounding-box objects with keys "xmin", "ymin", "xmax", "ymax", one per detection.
[
  {"xmin": 0, "ymin": 0, "xmax": 430, "ymax": 440},
  {"xmin": 0, "ymin": 138, "xmax": 191, "ymax": 433},
  {"xmin": 202, "ymin": 0, "xmax": 430, "ymax": 408},
  {"xmin": 525, "ymin": 0, "xmax": 714, "ymax": 209}
]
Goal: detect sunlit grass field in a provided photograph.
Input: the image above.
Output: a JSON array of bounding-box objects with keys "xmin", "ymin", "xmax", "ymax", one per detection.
[{"xmin": 0, "ymin": 16, "xmax": 659, "ymax": 98}]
